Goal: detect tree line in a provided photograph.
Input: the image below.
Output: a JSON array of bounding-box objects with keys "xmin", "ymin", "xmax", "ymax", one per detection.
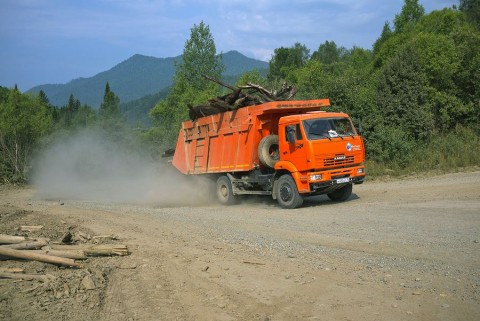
[
  {"xmin": 0, "ymin": 82, "xmax": 130, "ymax": 183},
  {"xmin": 1, "ymin": 0, "xmax": 479, "ymax": 183}
]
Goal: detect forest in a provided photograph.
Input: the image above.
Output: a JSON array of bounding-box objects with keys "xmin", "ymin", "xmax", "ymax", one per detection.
[{"xmin": 0, "ymin": 0, "xmax": 479, "ymax": 183}]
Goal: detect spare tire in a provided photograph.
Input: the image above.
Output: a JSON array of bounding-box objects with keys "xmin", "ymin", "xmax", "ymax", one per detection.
[{"xmin": 258, "ymin": 135, "xmax": 279, "ymax": 168}]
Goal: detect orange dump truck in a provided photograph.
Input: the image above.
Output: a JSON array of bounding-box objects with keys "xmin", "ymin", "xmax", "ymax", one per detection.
[{"xmin": 172, "ymin": 99, "xmax": 365, "ymax": 208}]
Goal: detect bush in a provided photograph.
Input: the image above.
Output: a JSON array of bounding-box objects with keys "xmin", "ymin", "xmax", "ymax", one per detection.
[
  {"xmin": 365, "ymin": 126, "xmax": 417, "ymax": 168},
  {"xmin": 365, "ymin": 126, "xmax": 480, "ymax": 177}
]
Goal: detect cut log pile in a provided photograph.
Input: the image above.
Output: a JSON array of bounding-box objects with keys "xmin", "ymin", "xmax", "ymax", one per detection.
[
  {"xmin": 187, "ymin": 75, "xmax": 298, "ymax": 120},
  {"xmin": 0, "ymin": 228, "xmax": 129, "ymax": 275}
]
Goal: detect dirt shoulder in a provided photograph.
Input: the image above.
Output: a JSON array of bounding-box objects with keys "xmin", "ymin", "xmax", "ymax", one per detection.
[{"xmin": 1, "ymin": 171, "xmax": 479, "ymax": 321}]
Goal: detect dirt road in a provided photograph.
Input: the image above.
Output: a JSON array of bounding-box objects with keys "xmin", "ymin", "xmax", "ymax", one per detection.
[{"xmin": 1, "ymin": 171, "xmax": 479, "ymax": 321}]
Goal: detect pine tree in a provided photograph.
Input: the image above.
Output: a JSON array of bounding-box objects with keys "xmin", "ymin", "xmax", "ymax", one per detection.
[
  {"xmin": 99, "ymin": 82, "xmax": 120, "ymax": 119},
  {"xmin": 38, "ymin": 90, "xmax": 49, "ymax": 105}
]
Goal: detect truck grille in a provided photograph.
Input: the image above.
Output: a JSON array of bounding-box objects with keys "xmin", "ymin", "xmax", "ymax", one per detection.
[{"xmin": 323, "ymin": 155, "xmax": 354, "ymax": 167}]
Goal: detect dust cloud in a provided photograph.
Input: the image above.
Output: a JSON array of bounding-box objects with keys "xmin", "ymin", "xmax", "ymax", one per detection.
[{"xmin": 31, "ymin": 130, "xmax": 214, "ymax": 206}]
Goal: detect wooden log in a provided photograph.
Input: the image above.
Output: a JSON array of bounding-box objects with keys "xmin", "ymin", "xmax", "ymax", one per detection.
[
  {"xmin": 202, "ymin": 74, "xmax": 238, "ymax": 91},
  {"xmin": 0, "ymin": 247, "xmax": 82, "ymax": 268},
  {"xmin": 0, "ymin": 267, "xmax": 24, "ymax": 273},
  {"xmin": 75, "ymin": 231, "xmax": 91, "ymax": 241},
  {"xmin": 32, "ymin": 249, "xmax": 87, "ymax": 260},
  {"xmin": 19, "ymin": 225, "xmax": 43, "ymax": 232},
  {"xmin": 242, "ymin": 260, "xmax": 266, "ymax": 265},
  {"xmin": 275, "ymin": 83, "xmax": 297, "ymax": 100},
  {"xmin": 225, "ymin": 88, "xmax": 242, "ymax": 105},
  {"xmin": 85, "ymin": 246, "xmax": 128, "ymax": 257},
  {"xmin": 50, "ymin": 244, "xmax": 129, "ymax": 256},
  {"xmin": 92, "ymin": 234, "xmax": 119, "ymax": 240},
  {"xmin": 209, "ymin": 99, "xmax": 234, "ymax": 111},
  {"xmin": 2, "ymin": 240, "xmax": 49, "ymax": 250},
  {"xmin": 0, "ymin": 272, "xmax": 54, "ymax": 282},
  {"xmin": 0, "ymin": 234, "xmax": 26, "ymax": 245},
  {"xmin": 242, "ymin": 83, "xmax": 275, "ymax": 101},
  {"xmin": 233, "ymin": 96, "xmax": 247, "ymax": 108}
]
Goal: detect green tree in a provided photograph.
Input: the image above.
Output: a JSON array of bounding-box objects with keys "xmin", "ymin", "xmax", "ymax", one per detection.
[
  {"xmin": 235, "ymin": 70, "xmax": 266, "ymax": 86},
  {"xmin": 451, "ymin": 16, "xmax": 480, "ymax": 105},
  {"xmin": 67, "ymin": 93, "xmax": 80, "ymax": 112},
  {"xmin": 0, "ymin": 88, "xmax": 52, "ymax": 182},
  {"xmin": 0, "ymin": 86, "xmax": 9, "ymax": 101},
  {"xmin": 148, "ymin": 21, "xmax": 224, "ymax": 149},
  {"xmin": 311, "ymin": 41, "xmax": 346, "ymax": 64},
  {"xmin": 413, "ymin": 8, "xmax": 479, "ymax": 130},
  {"xmin": 268, "ymin": 42, "xmax": 310, "ymax": 81},
  {"xmin": 175, "ymin": 21, "xmax": 224, "ymax": 90},
  {"xmin": 416, "ymin": 8, "xmax": 466, "ymax": 35},
  {"xmin": 294, "ymin": 60, "xmax": 329, "ymax": 99},
  {"xmin": 374, "ymin": 1, "xmax": 425, "ymax": 67},
  {"xmin": 460, "ymin": 0, "xmax": 480, "ymax": 29},
  {"xmin": 99, "ymin": 82, "xmax": 120, "ymax": 120},
  {"xmin": 95, "ymin": 81, "xmax": 125, "ymax": 144},
  {"xmin": 62, "ymin": 93, "xmax": 81, "ymax": 127},
  {"xmin": 373, "ymin": 22, "xmax": 393, "ymax": 54},
  {"xmin": 38, "ymin": 90, "xmax": 49, "ymax": 105},
  {"xmin": 413, "ymin": 33, "xmax": 459, "ymax": 92},
  {"xmin": 377, "ymin": 45, "xmax": 433, "ymax": 140},
  {"xmin": 394, "ymin": 0, "xmax": 425, "ymax": 33},
  {"xmin": 73, "ymin": 104, "xmax": 97, "ymax": 128},
  {"xmin": 52, "ymin": 94, "xmax": 97, "ymax": 131},
  {"xmin": 373, "ymin": 26, "xmax": 412, "ymax": 68}
]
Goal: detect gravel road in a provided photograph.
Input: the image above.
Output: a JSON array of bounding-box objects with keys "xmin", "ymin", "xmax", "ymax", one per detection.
[{"xmin": 1, "ymin": 170, "xmax": 479, "ymax": 321}]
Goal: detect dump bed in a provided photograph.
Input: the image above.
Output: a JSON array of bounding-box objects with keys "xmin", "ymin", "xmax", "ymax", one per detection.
[{"xmin": 172, "ymin": 99, "xmax": 330, "ymax": 175}]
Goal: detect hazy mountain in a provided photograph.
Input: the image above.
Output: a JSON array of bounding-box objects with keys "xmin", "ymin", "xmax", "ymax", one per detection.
[{"xmin": 28, "ymin": 50, "xmax": 269, "ymax": 108}]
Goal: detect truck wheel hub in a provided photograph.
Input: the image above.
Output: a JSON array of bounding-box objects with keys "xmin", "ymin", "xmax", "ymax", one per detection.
[
  {"xmin": 280, "ymin": 184, "xmax": 292, "ymax": 201},
  {"xmin": 220, "ymin": 185, "xmax": 228, "ymax": 198}
]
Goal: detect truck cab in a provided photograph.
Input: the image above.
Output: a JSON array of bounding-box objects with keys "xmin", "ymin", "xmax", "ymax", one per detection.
[{"xmin": 272, "ymin": 112, "xmax": 365, "ymax": 208}]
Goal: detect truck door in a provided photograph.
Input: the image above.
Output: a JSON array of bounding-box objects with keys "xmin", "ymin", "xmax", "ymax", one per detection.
[{"xmin": 280, "ymin": 123, "xmax": 309, "ymax": 171}]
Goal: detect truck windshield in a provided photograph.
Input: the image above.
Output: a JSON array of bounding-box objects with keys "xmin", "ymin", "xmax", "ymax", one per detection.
[{"xmin": 303, "ymin": 117, "xmax": 355, "ymax": 140}]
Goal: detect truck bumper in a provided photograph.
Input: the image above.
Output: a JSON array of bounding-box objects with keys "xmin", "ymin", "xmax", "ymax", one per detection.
[{"xmin": 295, "ymin": 165, "xmax": 365, "ymax": 195}]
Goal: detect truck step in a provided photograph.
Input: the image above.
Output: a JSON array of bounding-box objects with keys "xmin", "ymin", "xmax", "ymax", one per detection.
[{"xmin": 233, "ymin": 190, "xmax": 272, "ymax": 195}]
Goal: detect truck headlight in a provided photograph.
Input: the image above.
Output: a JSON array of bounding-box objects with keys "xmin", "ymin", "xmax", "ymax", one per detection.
[
  {"xmin": 310, "ymin": 174, "xmax": 322, "ymax": 181},
  {"xmin": 357, "ymin": 168, "xmax": 364, "ymax": 174}
]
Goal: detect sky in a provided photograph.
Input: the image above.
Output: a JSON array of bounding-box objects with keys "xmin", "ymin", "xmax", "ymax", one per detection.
[{"xmin": 0, "ymin": 0, "xmax": 458, "ymax": 91}]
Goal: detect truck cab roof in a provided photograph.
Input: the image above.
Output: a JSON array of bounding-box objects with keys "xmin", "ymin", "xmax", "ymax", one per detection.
[{"xmin": 279, "ymin": 111, "xmax": 350, "ymax": 124}]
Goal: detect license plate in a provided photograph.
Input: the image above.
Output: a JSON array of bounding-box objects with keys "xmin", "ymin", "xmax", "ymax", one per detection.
[{"xmin": 336, "ymin": 177, "xmax": 350, "ymax": 184}]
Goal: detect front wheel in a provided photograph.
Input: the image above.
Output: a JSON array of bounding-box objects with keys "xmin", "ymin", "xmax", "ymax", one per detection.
[
  {"xmin": 216, "ymin": 176, "xmax": 237, "ymax": 205},
  {"xmin": 275, "ymin": 175, "xmax": 303, "ymax": 209},
  {"xmin": 327, "ymin": 183, "xmax": 352, "ymax": 202}
]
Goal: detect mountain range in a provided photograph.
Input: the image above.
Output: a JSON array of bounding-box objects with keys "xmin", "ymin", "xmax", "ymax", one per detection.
[{"xmin": 28, "ymin": 50, "xmax": 269, "ymax": 109}]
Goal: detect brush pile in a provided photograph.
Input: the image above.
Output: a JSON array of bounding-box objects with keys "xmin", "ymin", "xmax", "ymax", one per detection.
[
  {"xmin": 188, "ymin": 75, "xmax": 298, "ymax": 120},
  {"xmin": 0, "ymin": 228, "xmax": 128, "ymax": 271},
  {"xmin": 0, "ymin": 206, "xmax": 133, "ymax": 321}
]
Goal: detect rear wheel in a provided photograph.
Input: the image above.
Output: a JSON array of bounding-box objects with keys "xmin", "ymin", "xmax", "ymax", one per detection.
[
  {"xmin": 327, "ymin": 183, "xmax": 352, "ymax": 202},
  {"xmin": 216, "ymin": 176, "xmax": 237, "ymax": 205},
  {"xmin": 276, "ymin": 175, "xmax": 303, "ymax": 209}
]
